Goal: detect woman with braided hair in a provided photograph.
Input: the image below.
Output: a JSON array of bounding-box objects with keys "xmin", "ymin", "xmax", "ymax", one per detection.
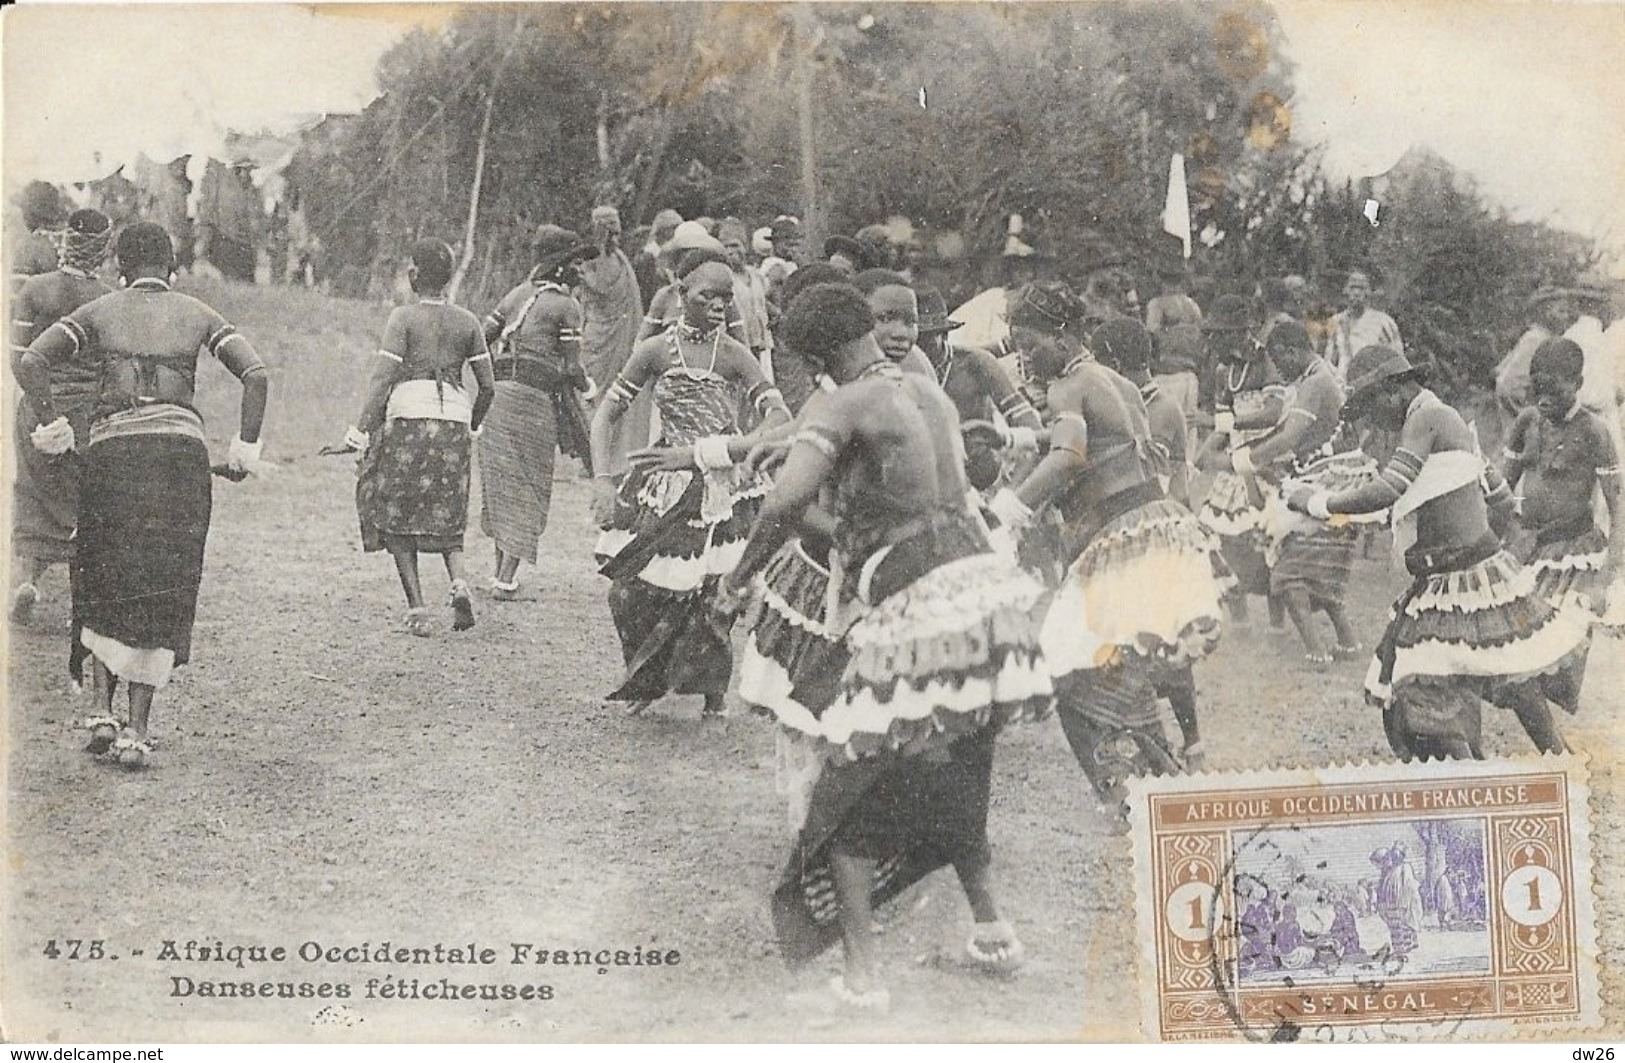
[
  {"xmin": 15, "ymin": 222, "xmax": 269, "ymax": 768},
  {"xmin": 591, "ymin": 250, "xmax": 791, "ymax": 718},
  {"xmin": 9, "ymin": 208, "xmax": 113, "ymax": 627}
]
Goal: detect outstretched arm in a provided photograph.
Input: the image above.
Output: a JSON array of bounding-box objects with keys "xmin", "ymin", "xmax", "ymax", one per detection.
[
  {"xmin": 725, "ymin": 405, "xmax": 845, "ymax": 595},
  {"xmin": 1301, "ymin": 410, "xmax": 1436, "ymax": 518}
]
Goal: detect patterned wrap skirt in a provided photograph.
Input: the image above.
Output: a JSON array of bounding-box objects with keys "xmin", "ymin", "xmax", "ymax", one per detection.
[
  {"xmin": 1199, "ymin": 470, "xmax": 1276, "ymax": 596},
  {"xmin": 74, "ymin": 431, "xmax": 212, "ymax": 688},
  {"xmin": 356, "ymin": 417, "xmax": 472, "ymax": 554},
  {"xmin": 1043, "ymin": 493, "xmax": 1226, "ymax": 681},
  {"xmin": 1364, "ymin": 535, "xmax": 1592, "ymax": 733},
  {"xmin": 478, "ymin": 380, "xmax": 557, "ymax": 565},
  {"xmin": 11, "ymin": 394, "xmax": 85, "ymax": 565},
  {"xmin": 1269, "ymin": 524, "xmax": 1359, "ymax": 607}
]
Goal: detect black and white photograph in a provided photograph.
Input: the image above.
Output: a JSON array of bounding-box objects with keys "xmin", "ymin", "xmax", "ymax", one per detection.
[{"xmin": 3, "ymin": 0, "xmax": 1624, "ymax": 1045}]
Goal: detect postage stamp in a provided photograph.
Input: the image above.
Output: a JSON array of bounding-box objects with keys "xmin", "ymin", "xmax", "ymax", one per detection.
[{"xmin": 1128, "ymin": 757, "xmax": 1599, "ymax": 1043}]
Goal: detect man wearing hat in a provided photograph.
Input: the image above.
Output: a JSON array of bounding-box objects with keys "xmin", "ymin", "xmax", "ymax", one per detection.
[
  {"xmin": 1285, "ymin": 344, "xmax": 1587, "ymax": 761},
  {"xmin": 478, "ymin": 224, "xmax": 598, "ymax": 598},
  {"xmin": 913, "ymin": 283, "xmax": 1042, "ymax": 493},
  {"xmin": 948, "ymin": 226, "xmax": 1045, "ymax": 355},
  {"xmin": 636, "ymin": 221, "xmax": 747, "ymax": 347},
  {"xmin": 760, "ymin": 214, "xmax": 805, "ymax": 290}
]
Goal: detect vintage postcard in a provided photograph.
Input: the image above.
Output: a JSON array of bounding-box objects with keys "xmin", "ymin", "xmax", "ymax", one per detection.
[{"xmin": 4, "ymin": 0, "xmax": 1624, "ymax": 1047}]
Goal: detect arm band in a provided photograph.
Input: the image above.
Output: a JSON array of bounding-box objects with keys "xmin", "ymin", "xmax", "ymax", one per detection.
[
  {"xmin": 53, "ymin": 318, "xmax": 88, "ymax": 355},
  {"xmin": 603, "ymin": 375, "xmax": 639, "ymax": 409},
  {"xmin": 1050, "ymin": 411, "xmax": 1089, "ymax": 460},
  {"xmin": 748, "ymin": 382, "xmax": 787, "ymax": 414},
  {"xmin": 206, "ymin": 323, "xmax": 239, "ymax": 357},
  {"xmin": 794, "ymin": 426, "xmax": 840, "ymax": 460},
  {"xmin": 1379, "ymin": 448, "xmax": 1424, "ymax": 494}
]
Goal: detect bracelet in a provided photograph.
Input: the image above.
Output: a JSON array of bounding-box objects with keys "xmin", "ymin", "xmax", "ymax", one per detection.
[
  {"xmin": 694, "ymin": 435, "xmax": 735, "ymax": 472},
  {"xmin": 1307, "ymin": 490, "xmax": 1333, "ymax": 521}
]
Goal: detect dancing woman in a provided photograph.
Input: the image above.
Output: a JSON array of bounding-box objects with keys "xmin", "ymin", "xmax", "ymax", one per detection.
[
  {"xmin": 10, "ymin": 208, "xmax": 113, "ymax": 627},
  {"xmin": 591, "ymin": 252, "xmax": 790, "ymax": 717},
  {"xmin": 1286, "ymin": 346, "xmax": 1589, "ymax": 760},
  {"xmin": 478, "ymin": 225, "xmax": 596, "ymax": 599},
  {"xmin": 990, "ymin": 282, "xmax": 1225, "ymax": 816},
  {"xmin": 1195, "ymin": 294, "xmax": 1285, "ymax": 624},
  {"xmin": 723, "ymin": 283, "xmax": 1050, "ymax": 1009},
  {"xmin": 15, "ymin": 222, "xmax": 269, "ymax": 767},
  {"xmin": 352, "ymin": 240, "xmax": 495, "ymax": 636}
]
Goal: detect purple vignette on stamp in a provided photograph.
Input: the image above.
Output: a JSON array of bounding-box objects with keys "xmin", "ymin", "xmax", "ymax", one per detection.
[{"xmin": 1126, "ymin": 757, "xmax": 1599, "ymax": 1042}]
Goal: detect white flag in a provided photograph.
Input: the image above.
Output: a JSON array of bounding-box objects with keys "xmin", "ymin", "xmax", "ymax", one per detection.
[{"xmin": 1162, "ymin": 153, "xmax": 1192, "ymax": 259}]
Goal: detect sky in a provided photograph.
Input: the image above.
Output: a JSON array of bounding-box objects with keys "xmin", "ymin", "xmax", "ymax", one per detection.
[
  {"xmin": 5, "ymin": 1, "xmax": 1624, "ymax": 255},
  {"xmin": 1274, "ymin": 0, "xmax": 1625, "ymax": 253}
]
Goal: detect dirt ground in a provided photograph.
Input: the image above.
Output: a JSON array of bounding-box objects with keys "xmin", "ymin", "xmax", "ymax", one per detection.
[{"xmin": 4, "ymin": 279, "xmax": 1621, "ymax": 1043}]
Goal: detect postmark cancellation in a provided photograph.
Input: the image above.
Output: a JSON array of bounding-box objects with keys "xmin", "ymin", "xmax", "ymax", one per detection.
[{"xmin": 1127, "ymin": 757, "xmax": 1599, "ymax": 1042}]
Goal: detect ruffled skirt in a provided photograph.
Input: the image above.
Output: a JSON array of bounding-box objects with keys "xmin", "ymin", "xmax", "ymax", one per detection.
[
  {"xmin": 1517, "ymin": 524, "xmax": 1620, "ymax": 634},
  {"xmin": 820, "ymin": 550, "xmax": 1052, "ymax": 761},
  {"xmin": 1364, "ymin": 548, "xmax": 1592, "ymax": 706},
  {"xmin": 737, "ymin": 539, "xmax": 846, "ymax": 729},
  {"xmin": 1042, "ymin": 499, "xmax": 1225, "ymax": 679},
  {"xmin": 593, "ymin": 465, "xmax": 767, "ymax": 593}
]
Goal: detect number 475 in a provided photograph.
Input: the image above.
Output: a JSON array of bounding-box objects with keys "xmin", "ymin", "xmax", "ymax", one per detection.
[{"xmin": 43, "ymin": 939, "xmax": 106, "ymax": 960}]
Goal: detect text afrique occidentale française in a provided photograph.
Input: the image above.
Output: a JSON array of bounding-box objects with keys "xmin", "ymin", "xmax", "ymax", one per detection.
[{"xmin": 151, "ymin": 939, "xmax": 682, "ymax": 1003}]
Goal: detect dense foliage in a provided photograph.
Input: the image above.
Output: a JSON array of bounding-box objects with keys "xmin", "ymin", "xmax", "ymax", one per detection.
[{"xmin": 280, "ymin": 2, "xmax": 1598, "ymax": 392}]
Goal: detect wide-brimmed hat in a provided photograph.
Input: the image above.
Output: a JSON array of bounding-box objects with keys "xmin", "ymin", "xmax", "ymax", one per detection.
[
  {"xmin": 533, "ymin": 224, "xmax": 594, "ymax": 270},
  {"xmin": 1008, "ymin": 280, "xmax": 1084, "ymax": 333},
  {"xmin": 1202, "ymin": 294, "xmax": 1255, "ymax": 332},
  {"xmin": 1342, "ymin": 344, "xmax": 1424, "ymax": 416},
  {"xmin": 664, "ymin": 220, "xmax": 724, "ymax": 254},
  {"xmin": 914, "ymin": 285, "xmax": 961, "ymax": 334},
  {"xmin": 1568, "ymin": 271, "xmax": 1619, "ymax": 302}
]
